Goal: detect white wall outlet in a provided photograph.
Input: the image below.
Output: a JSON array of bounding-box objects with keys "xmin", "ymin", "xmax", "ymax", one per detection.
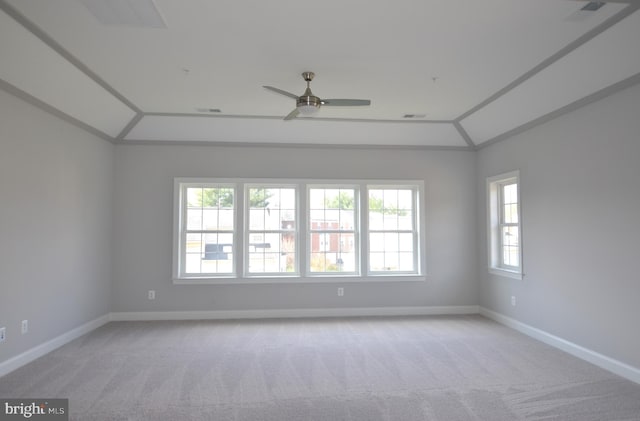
[
  {"xmin": 148, "ymin": 290, "xmax": 156, "ymax": 300},
  {"xmin": 21, "ymin": 320, "xmax": 28, "ymax": 334},
  {"xmin": 337, "ymin": 287, "xmax": 344, "ymax": 297},
  {"xmin": 0, "ymin": 327, "xmax": 6, "ymax": 342},
  {"xmin": 511, "ymin": 296, "xmax": 516, "ymax": 306}
]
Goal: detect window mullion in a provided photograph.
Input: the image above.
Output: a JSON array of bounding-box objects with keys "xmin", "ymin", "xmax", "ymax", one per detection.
[
  {"xmin": 296, "ymin": 184, "xmax": 311, "ymax": 276},
  {"xmin": 361, "ymin": 182, "xmax": 370, "ymax": 276}
]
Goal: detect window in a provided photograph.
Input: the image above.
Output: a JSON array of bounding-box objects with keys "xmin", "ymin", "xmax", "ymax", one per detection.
[
  {"xmin": 173, "ymin": 178, "xmax": 424, "ymax": 283},
  {"xmin": 308, "ymin": 186, "xmax": 359, "ymax": 275},
  {"xmin": 487, "ymin": 171, "xmax": 522, "ymax": 279},
  {"xmin": 368, "ymin": 186, "xmax": 419, "ymax": 274},
  {"xmin": 175, "ymin": 182, "xmax": 236, "ymax": 278},
  {"xmin": 246, "ymin": 185, "xmax": 297, "ymax": 275}
]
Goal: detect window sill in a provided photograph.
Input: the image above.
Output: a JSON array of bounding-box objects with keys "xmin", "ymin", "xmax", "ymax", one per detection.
[
  {"xmin": 488, "ymin": 267, "xmax": 523, "ymax": 280},
  {"xmin": 173, "ymin": 275, "xmax": 427, "ymax": 285}
]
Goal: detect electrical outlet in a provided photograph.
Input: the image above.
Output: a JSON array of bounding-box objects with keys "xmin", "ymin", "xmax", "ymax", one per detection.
[
  {"xmin": 0, "ymin": 327, "xmax": 6, "ymax": 343},
  {"xmin": 21, "ymin": 320, "xmax": 28, "ymax": 334},
  {"xmin": 148, "ymin": 290, "xmax": 155, "ymax": 300},
  {"xmin": 511, "ymin": 296, "xmax": 516, "ymax": 306},
  {"xmin": 337, "ymin": 287, "xmax": 344, "ymax": 297}
]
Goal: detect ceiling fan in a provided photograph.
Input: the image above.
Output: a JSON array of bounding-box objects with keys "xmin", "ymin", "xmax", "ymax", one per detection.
[{"xmin": 264, "ymin": 71, "xmax": 371, "ymax": 120}]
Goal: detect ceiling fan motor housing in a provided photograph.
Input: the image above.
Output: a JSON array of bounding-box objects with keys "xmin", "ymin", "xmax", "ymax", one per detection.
[{"xmin": 297, "ymin": 94, "xmax": 322, "ymax": 113}]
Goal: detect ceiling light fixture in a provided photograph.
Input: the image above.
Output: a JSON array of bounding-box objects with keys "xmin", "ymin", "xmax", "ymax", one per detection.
[{"xmin": 296, "ymin": 72, "xmax": 321, "ymax": 115}]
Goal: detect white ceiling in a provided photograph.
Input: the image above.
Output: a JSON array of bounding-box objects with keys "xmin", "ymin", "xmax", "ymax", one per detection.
[{"xmin": 1, "ymin": 0, "xmax": 639, "ymax": 148}]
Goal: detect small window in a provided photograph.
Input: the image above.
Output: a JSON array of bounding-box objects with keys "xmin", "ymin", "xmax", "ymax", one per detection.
[
  {"xmin": 308, "ymin": 186, "xmax": 359, "ymax": 275},
  {"xmin": 487, "ymin": 171, "xmax": 522, "ymax": 279}
]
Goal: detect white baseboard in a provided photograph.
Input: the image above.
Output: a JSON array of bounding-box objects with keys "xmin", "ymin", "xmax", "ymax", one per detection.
[
  {"xmin": 110, "ymin": 305, "xmax": 480, "ymax": 321},
  {"xmin": 0, "ymin": 314, "xmax": 111, "ymax": 378},
  {"xmin": 479, "ymin": 307, "xmax": 640, "ymax": 385}
]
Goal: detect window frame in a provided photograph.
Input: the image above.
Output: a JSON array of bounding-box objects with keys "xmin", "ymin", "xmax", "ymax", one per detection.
[
  {"xmin": 487, "ymin": 171, "xmax": 523, "ymax": 280},
  {"xmin": 366, "ymin": 184, "xmax": 422, "ymax": 276},
  {"xmin": 244, "ymin": 183, "xmax": 299, "ymax": 277},
  {"xmin": 173, "ymin": 178, "xmax": 239, "ymax": 281},
  {"xmin": 173, "ymin": 178, "xmax": 425, "ymax": 284},
  {"xmin": 306, "ymin": 184, "xmax": 361, "ymax": 277}
]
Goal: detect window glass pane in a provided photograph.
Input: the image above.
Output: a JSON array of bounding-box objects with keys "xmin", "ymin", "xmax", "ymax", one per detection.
[
  {"xmin": 249, "ymin": 187, "xmax": 296, "ymax": 230},
  {"xmin": 399, "ymin": 253, "xmax": 414, "ymax": 271},
  {"xmin": 503, "ymin": 183, "xmax": 517, "ymax": 205},
  {"xmin": 398, "ymin": 190, "xmax": 413, "ymax": 212},
  {"xmin": 310, "ymin": 188, "xmax": 356, "ymax": 231},
  {"xmin": 185, "ymin": 232, "xmax": 234, "ymax": 275},
  {"xmin": 368, "ymin": 190, "xmax": 384, "ymax": 230},
  {"xmin": 501, "ymin": 226, "xmax": 519, "ymax": 267},
  {"xmin": 385, "ymin": 233, "xmax": 399, "ymax": 252},
  {"xmin": 186, "ymin": 208, "xmax": 202, "ymax": 230},
  {"xmin": 248, "ymin": 233, "xmax": 295, "ymax": 273},
  {"xmin": 309, "ymin": 232, "xmax": 356, "ymax": 273},
  {"xmin": 202, "ymin": 209, "xmax": 218, "ymax": 230},
  {"xmin": 369, "ymin": 233, "xmax": 385, "ymax": 252},
  {"xmin": 369, "ymin": 252, "xmax": 385, "ymax": 271},
  {"xmin": 186, "ymin": 188, "xmax": 202, "ymax": 207},
  {"xmin": 218, "ymin": 209, "xmax": 234, "ymax": 230},
  {"xmin": 340, "ymin": 209, "xmax": 355, "ymax": 230},
  {"xmin": 249, "ymin": 209, "xmax": 265, "ymax": 230},
  {"xmin": 186, "ymin": 233, "xmax": 203, "ymax": 254},
  {"xmin": 399, "ymin": 233, "xmax": 414, "ymax": 252},
  {"xmin": 384, "ymin": 253, "xmax": 399, "ymax": 271},
  {"xmin": 310, "ymin": 253, "xmax": 328, "ymax": 272},
  {"xmin": 264, "ymin": 208, "xmax": 281, "ymax": 230}
]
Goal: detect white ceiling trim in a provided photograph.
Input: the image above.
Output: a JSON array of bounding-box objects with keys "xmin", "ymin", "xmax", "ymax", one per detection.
[
  {"xmin": 0, "ymin": 5, "xmax": 138, "ymax": 138},
  {"xmin": 460, "ymin": 7, "xmax": 640, "ymax": 145},
  {"xmin": 1, "ymin": 0, "xmax": 639, "ymax": 148},
  {"xmin": 124, "ymin": 115, "xmax": 469, "ymax": 148}
]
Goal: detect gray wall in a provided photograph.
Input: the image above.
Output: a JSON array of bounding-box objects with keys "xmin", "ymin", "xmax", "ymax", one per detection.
[
  {"xmin": 476, "ymin": 82, "xmax": 640, "ymax": 369},
  {"xmin": 0, "ymin": 90, "xmax": 114, "ymax": 363},
  {"xmin": 112, "ymin": 144, "xmax": 478, "ymax": 312}
]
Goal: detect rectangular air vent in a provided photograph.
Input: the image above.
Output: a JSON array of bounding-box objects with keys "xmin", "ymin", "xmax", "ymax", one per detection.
[
  {"xmin": 581, "ymin": 2, "xmax": 605, "ymax": 11},
  {"xmin": 81, "ymin": 0, "xmax": 166, "ymax": 28}
]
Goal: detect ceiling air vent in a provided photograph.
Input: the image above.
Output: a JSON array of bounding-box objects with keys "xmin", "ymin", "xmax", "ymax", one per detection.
[
  {"xmin": 403, "ymin": 114, "xmax": 426, "ymax": 119},
  {"xmin": 581, "ymin": 2, "xmax": 605, "ymax": 11},
  {"xmin": 80, "ymin": 0, "xmax": 166, "ymax": 28},
  {"xmin": 196, "ymin": 108, "xmax": 222, "ymax": 113}
]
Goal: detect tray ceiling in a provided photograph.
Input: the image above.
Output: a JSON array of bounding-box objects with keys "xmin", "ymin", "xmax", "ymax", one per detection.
[{"xmin": 1, "ymin": 0, "xmax": 638, "ymax": 148}]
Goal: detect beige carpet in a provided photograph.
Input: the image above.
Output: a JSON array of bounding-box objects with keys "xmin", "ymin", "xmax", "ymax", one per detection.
[{"xmin": 1, "ymin": 315, "xmax": 639, "ymax": 420}]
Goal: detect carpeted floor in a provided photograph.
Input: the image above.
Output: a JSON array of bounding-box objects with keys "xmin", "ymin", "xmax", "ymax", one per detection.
[{"xmin": 1, "ymin": 315, "xmax": 639, "ymax": 420}]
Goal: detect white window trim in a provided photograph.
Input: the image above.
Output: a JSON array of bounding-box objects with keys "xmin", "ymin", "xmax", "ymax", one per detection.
[
  {"xmin": 244, "ymin": 183, "xmax": 300, "ymax": 277},
  {"xmin": 487, "ymin": 171, "xmax": 523, "ymax": 280},
  {"xmin": 172, "ymin": 178, "xmax": 240, "ymax": 282},
  {"xmin": 306, "ymin": 184, "xmax": 361, "ymax": 277},
  {"xmin": 173, "ymin": 178, "xmax": 426, "ymax": 284},
  {"xmin": 365, "ymin": 183, "xmax": 423, "ymax": 276}
]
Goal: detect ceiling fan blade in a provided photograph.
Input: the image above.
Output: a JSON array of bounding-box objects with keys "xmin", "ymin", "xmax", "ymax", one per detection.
[
  {"xmin": 263, "ymin": 86, "xmax": 299, "ymax": 100},
  {"xmin": 321, "ymin": 99, "xmax": 371, "ymax": 106},
  {"xmin": 283, "ymin": 108, "xmax": 300, "ymax": 120}
]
